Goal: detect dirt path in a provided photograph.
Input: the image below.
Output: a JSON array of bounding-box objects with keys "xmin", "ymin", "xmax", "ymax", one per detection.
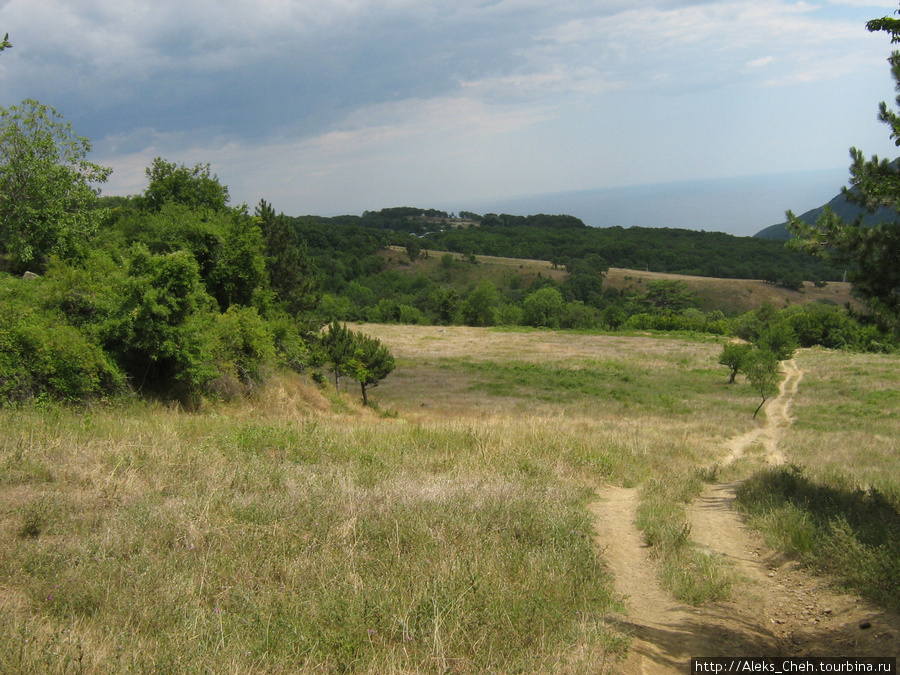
[{"xmin": 592, "ymin": 359, "xmax": 900, "ymax": 673}]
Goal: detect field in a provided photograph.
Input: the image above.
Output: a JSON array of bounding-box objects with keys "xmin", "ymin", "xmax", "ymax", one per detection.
[
  {"xmin": 382, "ymin": 247, "xmax": 860, "ymax": 315},
  {"xmin": 1, "ymin": 325, "xmax": 898, "ymax": 673}
]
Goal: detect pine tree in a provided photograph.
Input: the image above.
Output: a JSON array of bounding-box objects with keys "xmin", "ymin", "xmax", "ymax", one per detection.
[{"xmin": 787, "ymin": 9, "xmax": 900, "ymax": 332}]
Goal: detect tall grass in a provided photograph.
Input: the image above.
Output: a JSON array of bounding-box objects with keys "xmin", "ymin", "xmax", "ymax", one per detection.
[{"xmin": 0, "ymin": 398, "xmax": 627, "ymax": 674}]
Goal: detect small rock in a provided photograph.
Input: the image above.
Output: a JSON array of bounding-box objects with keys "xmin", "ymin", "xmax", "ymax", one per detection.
[
  {"xmin": 823, "ymin": 608, "xmax": 832, "ymax": 615},
  {"xmin": 859, "ymin": 621, "xmax": 872, "ymax": 630}
]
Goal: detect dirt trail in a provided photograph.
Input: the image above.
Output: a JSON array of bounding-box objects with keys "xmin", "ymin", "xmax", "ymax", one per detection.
[{"xmin": 592, "ymin": 359, "xmax": 900, "ymax": 673}]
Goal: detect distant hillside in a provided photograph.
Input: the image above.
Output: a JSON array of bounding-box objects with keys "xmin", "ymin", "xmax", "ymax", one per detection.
[
  {"xmin": 756, "ymin": 188, "xmax": 896, "ymax": 240},
  {"xmin": 381, "ymin": 247, "xmax": 861, "ymax": 317},
  {"xmin": 418, "ymin": 215, "xmax": 843, "ymax": 283},
  {"xmin": 292, "ymin": 206, "xmax": 846, "ymax": 285}
]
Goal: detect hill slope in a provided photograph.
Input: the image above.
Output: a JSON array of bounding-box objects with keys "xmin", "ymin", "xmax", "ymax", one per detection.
[
  {"xmin": 383, "ymin": 247, "xmax": 860, "ymax": 316},
  {"xmin": 756, "ymin": 188, "xmax": 896, "ymax": 240}
]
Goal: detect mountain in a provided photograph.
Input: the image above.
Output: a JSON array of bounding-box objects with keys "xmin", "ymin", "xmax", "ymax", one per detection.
[{"xmin": 756, "ymin": 187, "xmax": 897, "ymax": 240}]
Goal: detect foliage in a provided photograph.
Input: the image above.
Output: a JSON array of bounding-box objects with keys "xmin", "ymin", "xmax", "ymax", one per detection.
[
  {"xmin": 1, "ymin": 33, "xmax": 11, "ymax": 52},
  {"xmin": 755, "ymin": 322, "xmax": 798, "ymax": 362},
  {"xmin": 137, "ymin": 157, "xmax": 230, "ymax": 212},
  {"xmin": 116, "ymin": 202, "xmax": 273, "ymax": 313},
  {"xmin": 405, "ymin": 240, "xmax": 421, "ymax": 262},
  {"xmin": 522, "ymin": 287, "xmax": 565, "ymax": 328},
  {"xmin": 423, "ymin": 219, "xmax": 842, "ymax": 283},
  {"xmin": 562, "ymin": 254, "xmax": 607, "ymax": 307},
  {"xmin": 461, "ymin": 279, "xmax": 500, "ymax": 327},
  {"xmin": 0, "ymin": 277, "xmax": 124, "ymax": 403},
  {"xmin": 0, "ymin": 100, "xmax": 111, "ymax": 273},
  {"xmin": 319, "ymin": 323, "xmax": 396, "ymax": 403},
  {"xmin": 321, "ymin": 321, "xmax": 356, "ymax": 390},
  {"xmin": 432, "ymin": 287, "xmax": 460, "ymax": 325},
  {"xmin": 214, "ymin": 305, "xmax": 276, "ymax": 392},
  {"xmin": 718, "ymin": 342, "xmax": 753, "ymax": 384},
  {"xmin": 346, "ymin": 330, "xmax": 396, "ymax": 405},
  {"xmin": 639, "ymin": 280, "xmax": 699, "ymax": 313},
  {"xmin": 743, "ymin": 349, "xmax": 780, "ymax": 419},
  {"xmin": 207, "ymin": 214, "xmax": 270, "ymax": 311},
  {"xmin": 101, "ymin": 246, "xmax": 220, "ymax": 403},
  {"xmin": 787, "ymin": 14, "xmax": 900, "ymax": 332},
  {"xmin": 255, "ymin": 200, "xmax": 321, "ymax": 320}
]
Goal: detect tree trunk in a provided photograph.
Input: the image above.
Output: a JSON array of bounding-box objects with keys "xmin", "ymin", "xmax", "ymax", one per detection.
[
  {"xmin": 360, "ymin": 382, "xmax": 368, "ymax": 406},
  {"xmin": 753, "ymin": 395, "xmax": 768, "ymax": 419}
]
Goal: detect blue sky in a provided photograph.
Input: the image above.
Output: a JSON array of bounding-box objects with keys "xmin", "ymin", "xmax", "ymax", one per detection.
[{"xmin": 2, "ymin": 0, "xmax": 899, "ymax": 235}]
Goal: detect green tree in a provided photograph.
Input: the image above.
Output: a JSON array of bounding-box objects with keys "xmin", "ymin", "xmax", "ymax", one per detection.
[
  {"xmin": 208, "ymin": 215, "xmax": 270, "ymax": 311},
  {"xmin": 432, "ymin": 287, "xmax": 460, "ymax": 324},
  {"xmin": 718, "ymin": 342, "xmax": 753, "ymax": 384},
  {"xmin": 214, "ymin": 305, "xmax": 276, "ymax": 390},
  {"xmin": 522, "ymin": 286, "xmax": 565, "ymax": 328},
  {"xmin": 346, "ymin": 331, "xmax": 395, "ymax": 405},
  {"xmin": 255, "ymin": 199, "xmax": 321, "ymax": 319},
  {"xmin": 406, "ymin": 240, "xmax": 422, "ymax": 262},
  {"xmin": 138, "ymin": 158, "xmax": 229, "ymax": 213},
  {"xmin": 461, "ymin": 279, "xmax": 500, "ymax": 326},
  {"xmin": 639, "ymin": 280, "xmax": 698, "ymax": 312},
  {"xmin": 0, "ymin": 100, "xmax": 111, "ymax": 273},
  {"xmin": 563, "ymin": 255, "xmax": 608, "ymax": 307},
  {"xmin": 321, "ymin": 321, "xmax": 355, "ymax": 390},
  {"xmin": 103, "ymin": 245, "xmax": 219, "ymax": 404},
  {"xmin": 744, "ymin": 349, "xmax": 780, "ymax": 419},
  {"xmin": 787, "ymin": 10, "xmax": 900, "ymax": 331},
  {"xmin": 602, "ymin": 304, "xmax": 627, "ymax": 330},
  {"xmin": 756, "ymin": 322, "xmax": 798, "ymax": 362}
]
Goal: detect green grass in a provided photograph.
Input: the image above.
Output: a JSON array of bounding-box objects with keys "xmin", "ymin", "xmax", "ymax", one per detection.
[
  {"xmin": 735, "ymin": 347, "xmax": 900, "ymax": 609},
  {"xmin": 459, "ymin": 358, "xmax": 725, "ymax": 414},
  {"xmin": 736, "ymin": 465, "xmax": 900, "ymax": 609},
  {"xmin": 635, "ymin": 469, "xmax": 737, "ymax": 605}
]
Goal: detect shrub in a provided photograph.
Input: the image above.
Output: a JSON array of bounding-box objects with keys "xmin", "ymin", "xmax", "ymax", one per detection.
[
  {"xmin": 102, "ymin": 245, "xmax": 220, "ymax": 401},
  {"xmin": 0, "ymin": 280, "xmax": 124, "ymax": 403},
  {"xmin": 214, "ymin": 305, "xmax": 276, "ymax": 388},
  {"xmin": 522, "ymin": 287, "xmax": 564, "ymax": 328}
]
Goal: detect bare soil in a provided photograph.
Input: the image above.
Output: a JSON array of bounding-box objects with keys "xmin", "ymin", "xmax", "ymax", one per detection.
[{"xmin": 591, "ymin": 359, "xmax": 900, "ymax": 673}]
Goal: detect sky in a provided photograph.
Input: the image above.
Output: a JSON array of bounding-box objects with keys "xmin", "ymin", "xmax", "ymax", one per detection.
[{"xmin": 2, "ymin": 0, "xmax": 900, "ymax": 236}]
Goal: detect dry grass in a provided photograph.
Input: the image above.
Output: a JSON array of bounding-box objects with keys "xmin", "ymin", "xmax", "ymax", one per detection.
[
  {"xmin": 0, "ymin": 372, "xmax": 632, "ymax": 674},
  {"xmin": 384, "ymin": 246, "xmax": 859, "ymax": 315},
  {"xmin": 778, "ymin": 347, "xmax": 900, "ymax": 490},
  {"xmin": 4, "ymin": 326, "xmax": 891, "ymax": 672}
]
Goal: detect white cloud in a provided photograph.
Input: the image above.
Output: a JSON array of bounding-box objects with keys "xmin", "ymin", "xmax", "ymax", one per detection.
[{"xmin": 8, "ymin": 0, "xmax": 900, "ymax": 223}]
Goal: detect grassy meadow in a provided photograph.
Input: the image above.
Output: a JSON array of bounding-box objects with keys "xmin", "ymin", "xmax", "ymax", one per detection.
[{"xmin": 1, "ymin": 324, "xmax": 896, "ymax": 673}]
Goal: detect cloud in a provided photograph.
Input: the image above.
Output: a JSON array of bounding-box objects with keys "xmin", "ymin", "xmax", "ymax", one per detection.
[{"xmin": 4, "ymin": 0, "xmax": 898, "ymax": 223}]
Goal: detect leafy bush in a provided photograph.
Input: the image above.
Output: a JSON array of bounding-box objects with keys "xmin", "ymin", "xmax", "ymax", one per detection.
[
  {"xmin": 101, "ymin": 245, "xmax": 220, "ymax": 401},
  {"xmin": 522, "ymin": 287, "xmax": 565, "ymax": 328},
  {"xmin": 214, "ymin": 306, "xmax": 276, "ymax": 390},
  {"xmin": 0, "ymin": 278, "xmax": 124, "ymax": 403}
]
